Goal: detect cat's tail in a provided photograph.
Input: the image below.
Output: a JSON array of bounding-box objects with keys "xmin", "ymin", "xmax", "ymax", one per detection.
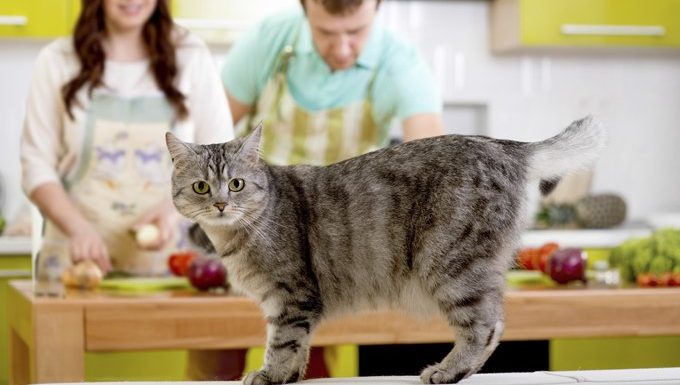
[{"xmin": 526, "ymin": 115, "xmax": 606, "ymax": 192}]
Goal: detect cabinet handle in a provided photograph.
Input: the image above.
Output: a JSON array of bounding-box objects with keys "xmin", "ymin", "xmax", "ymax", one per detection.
[
  {"xmin": 175, "ymin": 18, "xmax": 250, "ymax": 31},
  {"xmin": 0, "ymin": 15, "xmax": 28, "ymax": 26},
  {"xmin": 0, "ymin": 269, "xmax": 31, "ymax": 278},
  {"xmin": 561, "ymin": 24, "xmax": 666, "ymax": 37}
]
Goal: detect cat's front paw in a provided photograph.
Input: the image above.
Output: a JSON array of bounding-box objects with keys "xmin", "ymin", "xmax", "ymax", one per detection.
[
  {"xmin": 243, "ymin": 370, "xmax": 272, "ymax": 385},
  {"xmin": 243, "ymin": 369, "xmax": 300, "ymax": 385},
  {"xmin": 420, "ymin": 364, "xmax": 471, "ymax": 384}
]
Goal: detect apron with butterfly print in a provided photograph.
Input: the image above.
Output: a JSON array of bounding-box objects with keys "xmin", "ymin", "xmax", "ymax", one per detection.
[{"xmin": 40, "ymin": 94, "xmax": 188, "ymax": 277}]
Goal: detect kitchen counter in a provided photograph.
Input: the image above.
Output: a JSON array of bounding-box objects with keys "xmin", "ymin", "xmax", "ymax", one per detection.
[
  {"xmin": 0, "ymin": 225, "xmax": 650, "ymax": 256},
  {"xmin": 521, "ymin": 226, "xmax": 652, "ymax": 248},
  {"xmin": 8, "ymin": 279, "xmax": 680, "ymax": 385}
]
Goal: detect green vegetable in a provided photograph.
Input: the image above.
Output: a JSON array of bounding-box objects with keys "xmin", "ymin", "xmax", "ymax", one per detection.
[
  {"xmin": 609, "ymin": 228, "xmax": 680, "ymax": 282},
  {"xmin": 654, "ymin": 228, "xmax": 680, "ymax": 263},
  {"xmin": 649, "ymin": 255, "xmax": 674, "ymax": 275}
]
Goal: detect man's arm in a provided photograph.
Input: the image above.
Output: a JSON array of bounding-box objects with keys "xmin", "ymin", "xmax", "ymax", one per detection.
[
  {"xmin": 401, "ymin": 113, "xmax": 446, "ymax": 142},
  {"xmin": 227, "ymin": 91, "xmax": 253, "ymax": 126}
]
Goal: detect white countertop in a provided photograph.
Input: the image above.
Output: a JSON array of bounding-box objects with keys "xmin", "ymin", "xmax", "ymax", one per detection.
[
  {"xmin": 521, "ymin": 226, "xmax": 652, "ymax": 249},
  {"xmin": 32, "ymin": 367, "xmax": 680, "ymax": 385}
]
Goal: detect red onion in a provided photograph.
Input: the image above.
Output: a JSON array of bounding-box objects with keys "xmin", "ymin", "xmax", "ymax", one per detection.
[
  {"xmin": 548, "ymin": 248, "xmax": 587, "ymax": 284},
  {"xmin": 187, "ymin": 258, "xmax": 228, "ymax": 291}
]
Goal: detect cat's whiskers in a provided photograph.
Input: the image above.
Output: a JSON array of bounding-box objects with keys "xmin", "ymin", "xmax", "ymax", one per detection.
[
  {"xmin": 229, "ymin": 207, "xmax": 264, "ymax": 238},
  {"xmin": 238, "ymin": 207, "xmax": 296, "ymax": 233},
  {"xmin": 184, "ymin": 207, "xmax": 210, "ymax": 220},
  {"xmin": 236, "ymin": 215, "xmax": 272, "ymax": 248}
]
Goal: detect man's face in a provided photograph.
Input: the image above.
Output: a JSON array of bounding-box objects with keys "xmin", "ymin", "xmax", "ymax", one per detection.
[{"xmin": 305, "ymin": 0, "xmax": 378, "ymax": 71}]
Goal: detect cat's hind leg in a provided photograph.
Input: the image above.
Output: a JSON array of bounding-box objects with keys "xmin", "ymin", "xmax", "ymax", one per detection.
[{"xmin": 420, "ymin": 275, "xmax": 505, "ymax": 384}]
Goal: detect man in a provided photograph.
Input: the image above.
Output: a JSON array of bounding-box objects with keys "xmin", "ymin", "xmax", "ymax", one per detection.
[{"xmin": 222, "ymin": 0, "xmax": 445, "ymax": 166}]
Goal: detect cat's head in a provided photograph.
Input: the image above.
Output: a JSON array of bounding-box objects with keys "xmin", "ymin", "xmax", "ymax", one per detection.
[{"xmin": 165, "ymin": 124, "xmax": 268, "ymax": 228}]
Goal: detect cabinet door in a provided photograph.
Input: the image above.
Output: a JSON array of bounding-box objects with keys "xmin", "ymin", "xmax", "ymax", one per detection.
[
  {"xmin": 0, "ymin": 0, "xmax": 73, "ymax": 38},
  {"xmin": 171, "ymin": 0, "xmax": 297, "ymax": 44},
  {"xmin": 492, "ymin": 0, "xmax": 680, "ymax": 51}
]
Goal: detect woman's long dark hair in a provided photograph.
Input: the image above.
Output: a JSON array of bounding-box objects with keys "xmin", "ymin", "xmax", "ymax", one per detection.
[{"xmin": 62, "ymin": 0, "xmax": 188, "ymax": 120}]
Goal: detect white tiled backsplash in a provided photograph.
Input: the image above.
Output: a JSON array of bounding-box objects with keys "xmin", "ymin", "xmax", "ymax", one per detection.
[{"xmin": 1, "ymin": 1, "xmax": 679, "ymax": 224}]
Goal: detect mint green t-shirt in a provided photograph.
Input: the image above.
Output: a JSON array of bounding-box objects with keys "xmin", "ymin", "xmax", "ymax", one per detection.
[{"xmin": 222, "ymin": 9, "xmax": 442, "ymax": 127}]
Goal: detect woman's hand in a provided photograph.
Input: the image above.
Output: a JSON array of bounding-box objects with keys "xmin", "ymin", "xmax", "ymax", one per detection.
[
  {"xmin": 68, "ymin": 220, "xmax": 112, "ymax": 274},
  {"xmin": 29, "ymin": 183, "xmax": 112, "ymax": 274},
  {"xmin": 132, "ymin": 198, "xmax": 178, "ymax": 251}
]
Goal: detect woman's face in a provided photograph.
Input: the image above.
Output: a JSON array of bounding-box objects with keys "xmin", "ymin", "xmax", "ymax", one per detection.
[{"xmin": 103, "ymin": 0, "xmax": 157, "ymax": 33}]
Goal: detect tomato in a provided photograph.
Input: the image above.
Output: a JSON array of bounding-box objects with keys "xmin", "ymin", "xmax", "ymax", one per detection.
[
  {"xmin": 538, "ymin": 242, "xmax": 559, "ymax": 273},
  {"xmin": 658, "ymin": 273, "xmax": 672, "ymax": 287},
  {"xmin": 636, "ymin": 273, "xmax": 658, "ymax": 287},
  {"xmin": 517, "ymin": 248, "xmax": 538, "ymax": 270},
  {"xmin": 168, "ymin": 251, "xmax": 198, "ymax": 277},
  {"xmin": 669, "ymin": 273, "xmax": 680, "ymax": 287}
]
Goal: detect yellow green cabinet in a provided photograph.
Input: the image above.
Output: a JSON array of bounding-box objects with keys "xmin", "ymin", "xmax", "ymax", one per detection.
[
  {"xmin": 0, "ymin": 0, "xmax": 80, "ymax": 38},
  {"xmin": 491, "ymin": 0, "xmax": 680, "ymax": 51},
  {"xmin": 1, "ymin": 255, "xmax": 31, "ymax": 385},
  {"xmin": 171, "ymin": 0, "xmax": 296, "ymax": 44}
]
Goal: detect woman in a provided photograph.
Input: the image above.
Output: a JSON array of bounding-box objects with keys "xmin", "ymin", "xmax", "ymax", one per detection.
[{"xmin": 21, "ymin": 0, "xmax": 233, "ymax": 276}]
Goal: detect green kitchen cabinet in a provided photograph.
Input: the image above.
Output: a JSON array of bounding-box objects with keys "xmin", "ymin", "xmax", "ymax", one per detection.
[
  {"xmin": 1, "ymin": 254, "xmax": 31, "ymax": 385},
  {"xmin": 170, "ymin": 0, "xmax": 296, "ymax": 44},
  {"xmin": 0, "ymin": 0, "xmax": 79, "ymax": 38},
  {"xmin": 551, "ymin": 336, "xmax": 680, "ymax": 371},
  {"xmin": 491, "ymin": 0, "xmax": 680, "ymax": 51}
]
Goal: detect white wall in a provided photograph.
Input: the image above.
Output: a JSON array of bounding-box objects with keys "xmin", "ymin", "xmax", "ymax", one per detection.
[
  {"xmin": 1, "ymin": 1, "xmax": 679, "ymax": 224},
  {"xmin": 0, "ymin": 40, "xmax": 46, "ymax": 222},
  {"xmin": 380, "ymin": 1, "xmax": 680, "ymax": 220}
]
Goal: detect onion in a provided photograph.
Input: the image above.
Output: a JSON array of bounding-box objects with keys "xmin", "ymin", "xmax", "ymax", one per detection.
[
  {"xmin": 62, "ymin": 260, "xmax": 103, "ymax": 290},
  {"xmin": 548, "ymin": 248, "xmax": 587, "ymax": 284},
  {"xmin": 187, "ymin": 257, "xmax": 228, "ymax": 291},
  {"xmin": 135, "ymin": 223, "xmax": 160, "ymax": 248}
]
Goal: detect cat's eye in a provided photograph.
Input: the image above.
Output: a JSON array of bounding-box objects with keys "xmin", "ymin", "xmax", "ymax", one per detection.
[
  {"xmin": 192, "ymin": 181, "xmax": 210, "ymax": 195},
  {"xmin": 228, "ymin": 178, "xmax": 245, "ymax": 192}
]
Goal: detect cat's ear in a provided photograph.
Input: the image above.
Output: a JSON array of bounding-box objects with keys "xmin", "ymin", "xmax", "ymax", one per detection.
[
  {"xmin": 238, "ymin": 122, "xmax": 263, "ymax": 164},
  {"xmin": 165, "ymin": 132, "xmax": 194, "ymax": 163}
]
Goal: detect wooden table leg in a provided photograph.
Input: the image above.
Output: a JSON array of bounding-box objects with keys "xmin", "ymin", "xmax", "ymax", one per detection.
[
  {"xmin": 9, "ymin": 327, "xmax": 30, "ymax": 385},
  {"xmin": 32, "ymin": 305, "xmax": 86, "ymax": 383},
  {"xmin": 9, "ymin": 282, "xmax": 86, "ymax": 385}
]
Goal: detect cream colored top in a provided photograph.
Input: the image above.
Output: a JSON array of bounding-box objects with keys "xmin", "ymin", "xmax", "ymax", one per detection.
[{"xmin": 21, "ymin": 31, "xmax": 234, "ymax": 196}]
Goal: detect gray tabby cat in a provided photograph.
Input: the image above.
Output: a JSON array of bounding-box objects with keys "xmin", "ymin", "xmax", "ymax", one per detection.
[{"xmin": 166, "ymin": 116, "xmax": 604, "ymax": 384}]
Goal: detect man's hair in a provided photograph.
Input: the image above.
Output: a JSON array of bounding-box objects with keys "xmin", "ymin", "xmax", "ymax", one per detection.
[{"xmin": 300, "ymin": 0, "xmax": 381, "ymax": 15}]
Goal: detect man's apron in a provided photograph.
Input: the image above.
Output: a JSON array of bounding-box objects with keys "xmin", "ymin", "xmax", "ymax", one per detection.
[
  {"xmin": 39, "ymin": 94, "xmax": 186, "ymax": 277},
  {"xmin": 237, "ymin": 38, "xmax": 389, "ymax": 165}
]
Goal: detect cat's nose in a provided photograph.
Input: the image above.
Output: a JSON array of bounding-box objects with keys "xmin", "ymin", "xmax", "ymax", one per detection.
[{"xmin": 213, "ymin": 202, "xmax": 226, "ymax": 212}]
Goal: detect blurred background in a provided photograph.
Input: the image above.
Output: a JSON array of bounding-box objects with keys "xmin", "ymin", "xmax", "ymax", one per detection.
[
  {"xmin": 1, "ymin": 0, "xmax": 680, "ymax": 384},
  {"xmin": 1, "ymin": 0, "xmax": 679, "ymax": 225}
]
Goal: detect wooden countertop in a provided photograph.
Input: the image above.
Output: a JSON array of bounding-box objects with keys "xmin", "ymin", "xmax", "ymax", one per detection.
[{"xmin": 9, "ymin": 279, "xmax": 680, "ymax": 352}]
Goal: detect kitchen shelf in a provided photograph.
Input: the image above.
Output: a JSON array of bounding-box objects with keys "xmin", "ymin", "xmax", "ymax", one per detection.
[
  {"xmin": 0, "ymin": 236, "xmax": 32, "ymax": 254},
  {"xmin": 521, "ymin": 226, "xmax": 652, "ymax": 249}
]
